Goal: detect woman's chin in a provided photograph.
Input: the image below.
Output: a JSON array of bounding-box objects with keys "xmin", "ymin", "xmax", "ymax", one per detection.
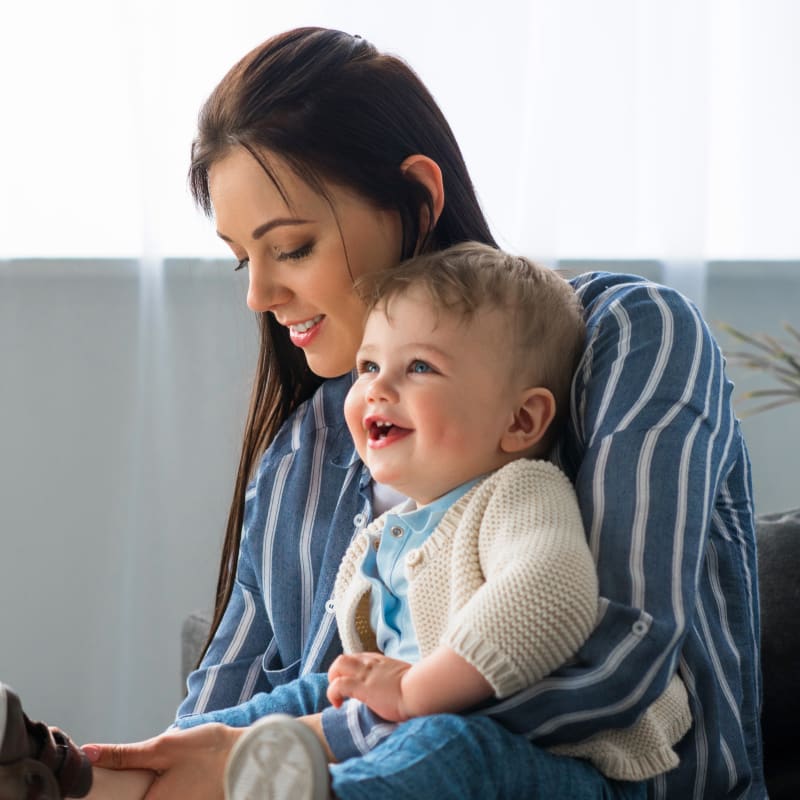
[{"xmin": 304, "ymin": 355, "xmax": 353, "ymax": 380}]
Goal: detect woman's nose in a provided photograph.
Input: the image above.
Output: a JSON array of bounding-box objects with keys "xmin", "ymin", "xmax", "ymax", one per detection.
[{"xmin": 246, "ymin": 263, "xmax": 290, "ymax": 312}]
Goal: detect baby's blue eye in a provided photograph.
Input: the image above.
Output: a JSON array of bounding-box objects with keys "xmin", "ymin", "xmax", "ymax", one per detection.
[
  {"xmin": 410, "ymin": 360, "xmax": 432, "ymax": 374},
  {"xmin": 358, "ymin": 360, "xmax": 379, "ymax": 374}
]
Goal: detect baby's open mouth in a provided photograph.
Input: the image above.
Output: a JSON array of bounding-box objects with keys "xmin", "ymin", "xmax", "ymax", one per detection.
[
  {"xmin": 369, "ymin": 420, "xmax": 395, "ymax": 440},
  {"xmin": 367, "ymin": 420, "xmax": 413, "ymax": 443}
]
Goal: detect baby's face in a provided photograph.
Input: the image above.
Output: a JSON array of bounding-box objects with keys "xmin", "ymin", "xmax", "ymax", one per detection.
[{"xmin": 344, "ymin": 287, "xmax": 521, "ymax": 505}]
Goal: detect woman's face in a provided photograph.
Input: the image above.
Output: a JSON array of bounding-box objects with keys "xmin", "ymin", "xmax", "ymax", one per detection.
[{"xmin": 208, "ymin": 146, "xmax": 403, "ymax": 377}]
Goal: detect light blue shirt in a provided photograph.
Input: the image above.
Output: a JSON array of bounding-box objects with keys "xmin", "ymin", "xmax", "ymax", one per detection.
[{"xmin": 360, "ymin": 478, "xmax": 481, "ymax": 662}]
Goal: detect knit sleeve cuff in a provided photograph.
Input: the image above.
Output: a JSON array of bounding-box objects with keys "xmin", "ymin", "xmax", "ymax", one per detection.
[{"xmin": 442, "ymin": 626, "xmax": 526, "ymax": 699}]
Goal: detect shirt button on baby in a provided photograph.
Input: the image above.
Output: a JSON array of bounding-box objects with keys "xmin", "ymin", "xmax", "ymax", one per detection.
[
  {"xmin": 405, "ymin": 549, "xmax": 422, "ymax": 566},
  {"xmin": 390, "ymin": 525, "xmax": 404, "ymax": 538}
]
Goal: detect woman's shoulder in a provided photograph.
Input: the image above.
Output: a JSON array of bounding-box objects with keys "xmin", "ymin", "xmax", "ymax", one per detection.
[
  {"xmin": 255, "ymin": 373, "xmax": 358, "ymax": 472},
  {"xmin": 567, "ymin": 271, "xmax": 717, "ymax": 374},
  {"xmin": 560, "ymin": 271, "xmax": 727, "ymax": 447},
  {"xmin": 568, "ymin": 270, "xmax": 703, "ymax": 329}
]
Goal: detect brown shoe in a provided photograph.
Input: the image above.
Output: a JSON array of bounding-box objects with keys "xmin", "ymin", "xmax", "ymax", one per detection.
[
  {"xmin": 0, "ymin": 684, "xmax": 92, "ymax": 799},
  {"xmin": 0, "ymin": 757, "xmax": 60, "ymax": 800}
]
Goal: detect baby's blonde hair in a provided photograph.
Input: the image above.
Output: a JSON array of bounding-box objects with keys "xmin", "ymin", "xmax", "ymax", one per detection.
[{"xmin": 357, "ymin": 242, "xmax": 586, "ymax": 451}]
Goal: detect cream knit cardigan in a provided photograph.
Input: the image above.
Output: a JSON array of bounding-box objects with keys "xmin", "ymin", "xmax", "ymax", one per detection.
[{"xmin": 333, "ymin": 458, "xmax": 692, "ymax": 781}]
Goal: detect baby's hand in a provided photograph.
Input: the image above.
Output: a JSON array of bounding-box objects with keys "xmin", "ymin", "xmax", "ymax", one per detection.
[{"xmin": 327, "ymin": 653, "xmax": 413, "ymax": 722}]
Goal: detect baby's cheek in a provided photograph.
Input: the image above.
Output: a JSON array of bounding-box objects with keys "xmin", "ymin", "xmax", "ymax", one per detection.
[{"xmin": 343, "ymin": 386, "xmax": 368, "ymax": 457}]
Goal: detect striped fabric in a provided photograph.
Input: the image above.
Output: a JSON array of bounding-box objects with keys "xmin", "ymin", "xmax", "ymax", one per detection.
[{"xmin": 177, "ymin": 272, "xmax": 764, "ymax": 799}]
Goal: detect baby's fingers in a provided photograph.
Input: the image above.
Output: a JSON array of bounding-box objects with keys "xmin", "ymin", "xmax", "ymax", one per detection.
[
  {"xmin": 327, "ymin": 674, "xmax": 366, "ymax": 708},
  {"xmin": 327, "ymin": 653, "xmax": 371, "ymax": 682},
  {"xmin": 327, "ymin": 675, "xmax": 366, "ymax": 705}
]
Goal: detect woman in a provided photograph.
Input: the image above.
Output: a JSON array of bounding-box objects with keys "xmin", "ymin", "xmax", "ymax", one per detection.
[{"xmin": 87, "ymin": 26, "xmax": 764, "ymax": 800}]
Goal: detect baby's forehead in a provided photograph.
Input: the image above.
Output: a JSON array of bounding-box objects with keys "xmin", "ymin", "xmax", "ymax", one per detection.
[
  {"xmin": 372, "ymin": 288, "xmax": 502, "ymax": 327},
  {"xmin": 368, "ymin": 296, "xmax": 511, "ymax": 356}
]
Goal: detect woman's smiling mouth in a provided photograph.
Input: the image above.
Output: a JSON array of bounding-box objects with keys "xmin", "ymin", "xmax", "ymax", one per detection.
[{"xmin": 288, "ymin": 314, "xmax": 324, "ymax": 347}]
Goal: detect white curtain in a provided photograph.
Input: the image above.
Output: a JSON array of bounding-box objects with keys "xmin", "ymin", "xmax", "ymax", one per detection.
[{"xmin": 0, "ymin": 0, "xmax": 797, "ymax": 263}]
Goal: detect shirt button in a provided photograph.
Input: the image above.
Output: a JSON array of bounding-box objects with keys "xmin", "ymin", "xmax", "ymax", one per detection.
[
  {"xmin": 325, "ymin": 599, "xmax": 336, "ymax": 614},
  {"xmin": 406, "ymin": 549, "xmax": 422, "ymax": 566},
  {"xmin": 390, "ymin": 525, "xmax": 404, "ymax": 538},
  {"xmin": 373, "ymin": 537, "xmax": 380, "ymax": 551},
  {"xmin": 353, "ymin": 513, "xmax": 366, "ymax": 528},
  {"xmin": 632, "ymin": 620, "xmax": 648, "ymax": 636}
]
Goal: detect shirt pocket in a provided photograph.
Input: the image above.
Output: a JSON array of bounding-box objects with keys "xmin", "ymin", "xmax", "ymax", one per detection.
[{"xmin": 261, "ymin": 652, "xmax": 302, "ymax": 689}]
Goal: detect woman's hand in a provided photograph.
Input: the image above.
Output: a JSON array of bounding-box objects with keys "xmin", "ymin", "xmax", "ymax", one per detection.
[
  {"xmin": 327, "ymin": 652, "xmax": 413, "ymax": 721},
  {"xmin": 83, "ymin": 723, "xmax": 244, "ymax": 800}
]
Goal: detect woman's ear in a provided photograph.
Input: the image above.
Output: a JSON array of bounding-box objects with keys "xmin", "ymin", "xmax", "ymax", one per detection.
[
  {"xmin": 400, "ymin": 154, "xmax": 445, "ymax": 229},
  {"xmin": 500, "ymin": 387, "xmax": 557, "ymax": 454}
]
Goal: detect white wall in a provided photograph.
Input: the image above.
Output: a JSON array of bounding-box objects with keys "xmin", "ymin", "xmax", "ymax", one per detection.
[
  {"xmin": 0, "ymin": 261, "xmax": 255, "ymax": 743},
  {"xmin": 706, "ymin": 262, "xmax": 800, "ymax": 515}
]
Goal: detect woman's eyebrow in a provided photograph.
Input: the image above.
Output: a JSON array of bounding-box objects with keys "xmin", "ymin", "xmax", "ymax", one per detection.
[{"xmin": 216, "ymin": 217, "xmax": 313, "ymax": 243}]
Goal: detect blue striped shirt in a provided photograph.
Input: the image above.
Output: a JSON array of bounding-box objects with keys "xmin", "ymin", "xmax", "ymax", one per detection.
[{"xmin": 177, "ymin": 272, "xmax": 764, "ymax": 799}]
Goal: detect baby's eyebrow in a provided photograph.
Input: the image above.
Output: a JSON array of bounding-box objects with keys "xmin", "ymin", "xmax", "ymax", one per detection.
[
  {"xmin": 403, "ymin": 342, "xmax": 453, "ymax": 362},
  {"xmin": 355, "ymin": 343, "xmax": 378, "ymax": 358},
  {"xmin": 356, "ymin": 341, "xmax": 455, "ymax": 366}
]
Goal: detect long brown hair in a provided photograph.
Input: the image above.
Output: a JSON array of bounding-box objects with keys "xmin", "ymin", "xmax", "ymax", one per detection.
[{"xmin": 189, "ymin": 27, "xmax": 497, "ymax": 658}]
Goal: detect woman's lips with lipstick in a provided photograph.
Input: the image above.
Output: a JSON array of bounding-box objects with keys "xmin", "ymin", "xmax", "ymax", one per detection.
[
  {"xmin": 288, "ymin": 314, "xmax": 324, "ymax": 347},
  {"xmin": 365, "ymin": 417, "xmax": 412, "ymax": 448}
]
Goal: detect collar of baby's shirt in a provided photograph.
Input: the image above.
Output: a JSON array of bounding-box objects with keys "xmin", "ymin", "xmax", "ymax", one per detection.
[{"xmin": 385, "ymin": 476, "xmax": 483, "ymax": 535}]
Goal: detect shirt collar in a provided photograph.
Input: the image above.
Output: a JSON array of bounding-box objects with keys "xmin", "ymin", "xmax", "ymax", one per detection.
[{"xmin": 388, "ymin": 475, "xmax": 484, "ymax": 534}]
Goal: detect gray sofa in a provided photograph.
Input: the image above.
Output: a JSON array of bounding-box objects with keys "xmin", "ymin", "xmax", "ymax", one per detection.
[
  {"xmin": 181, "ymin": 509, "xmax": 800, "ymax": 798},
  {"xmin": 755, "ymin": 509, "xmax": 800, "ymax": 799}
]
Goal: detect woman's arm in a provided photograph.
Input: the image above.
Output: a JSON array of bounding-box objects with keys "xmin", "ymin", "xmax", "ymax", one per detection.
[
  {"xmin": 178, "ymin": 574, "xmax": 274, "ymax": 719},
  {"xmin": 84, "ymin": 767, "xmax": 156, "ymax": 800},
  {"xmin": 477, "ymin": 275, "xmax": 752, "ymax": 747},
  {"xmin": 179, "ymin": 377, "xmax": 362, "ymax": 721},
  {"xmin": 84, "ymin": 725, "xmax": 243, "ymax": 800}
]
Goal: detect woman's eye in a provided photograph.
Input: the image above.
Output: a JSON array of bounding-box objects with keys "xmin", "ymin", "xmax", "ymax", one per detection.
[
  {"xmin": 276, "ymin": 242, "xmax": 314, "ymax": 261},
  {"xmin": 410, "ymin": 360, "xmax": 433, "ymax": 374},
  {"xmin": 234, "ymin": 258, "xmax": 249, "ymax": 272}
]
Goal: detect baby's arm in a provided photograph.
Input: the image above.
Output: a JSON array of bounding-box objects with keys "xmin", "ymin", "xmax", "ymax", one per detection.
[
  {"xmin": 84, "ymin": 767, "xmax": 156, "ymax": 800},
  {"xmin": 327, "ymin": 646, "xmax": 491, "ymax": 722}
]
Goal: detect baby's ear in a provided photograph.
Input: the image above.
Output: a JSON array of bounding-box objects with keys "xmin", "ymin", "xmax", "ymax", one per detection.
[{"xmin": 500, "ymin": 388, "xmax": 556, "ymax": 454}]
